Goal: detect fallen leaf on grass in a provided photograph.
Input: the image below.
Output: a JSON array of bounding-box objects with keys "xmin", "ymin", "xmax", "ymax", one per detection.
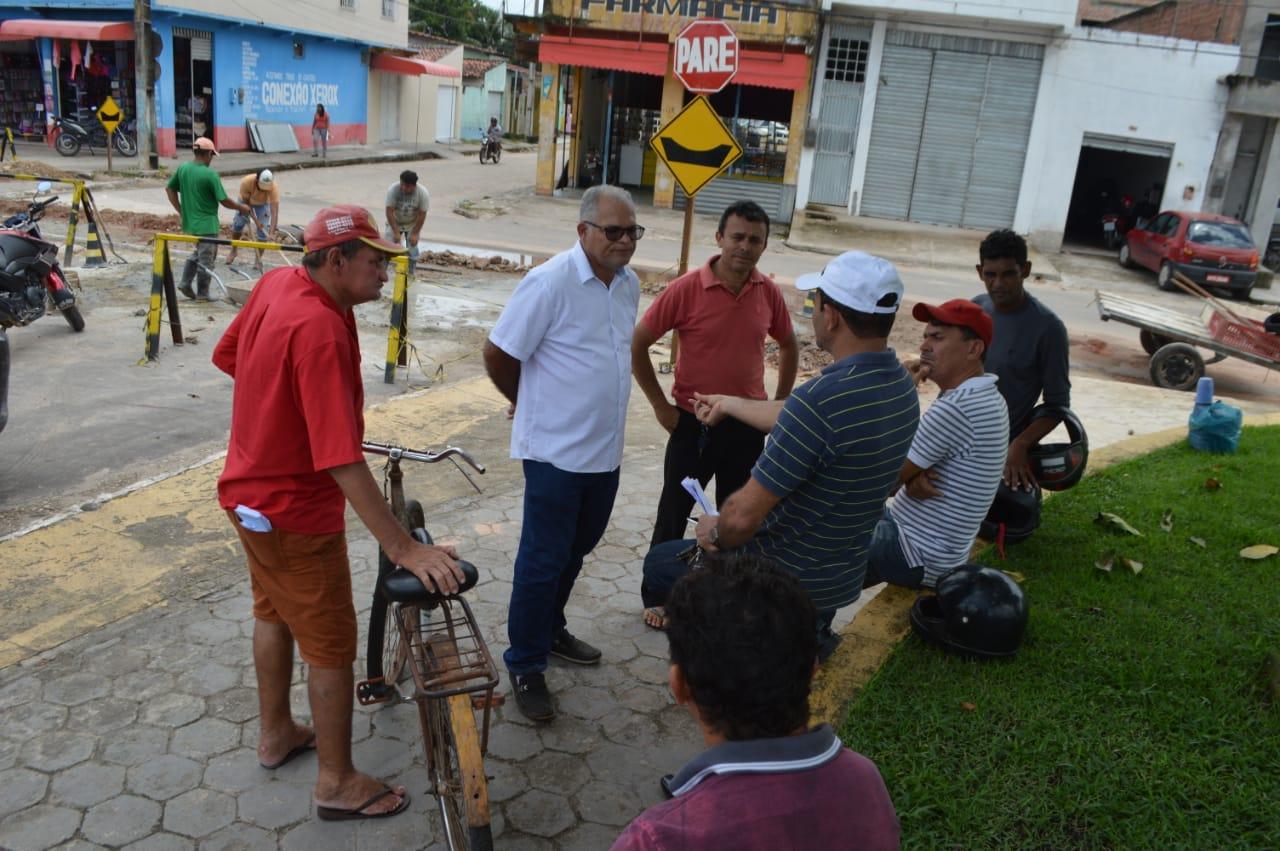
[
  {"xmin": 1122, "ymin": 557, "xmax": 1144, "ymax": 575},
  {"xmin": 1204, "ymin": 477, "xmax": 1222, "ymax": 491},
  {"xmin": 1160, "ymin": 509, "xmax": 1173, "ymax": 533},
  {"xmin": 1239, "ymin": 545, "xmax": 1279, "ymax": 560},
  {"xmin": 1095, "ymin": 552, "xmax": 1115, "ymax": 572},
  {"xmin": 960, "ymin": 702, "xmax": 977, "ymax": 712},
  {"xmin": 1001, "ymin": 570, "xmax": 1026, "ymax": 583},
  {"xmin": 1095, "ymin": 512, "xmax": 1144, "ymax": 537},
  {"xmin": 1188, "ymin": 537, "xmax": 1207, "ymax": 548}
]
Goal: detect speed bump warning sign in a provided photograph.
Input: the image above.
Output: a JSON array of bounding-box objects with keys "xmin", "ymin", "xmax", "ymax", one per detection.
[{"xmin": 650, "ymin": 95, "xmax": 743, "ymax": 198}]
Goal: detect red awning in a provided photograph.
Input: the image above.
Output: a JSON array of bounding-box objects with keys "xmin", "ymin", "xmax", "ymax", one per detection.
[
  {"xmin": 370, "ymin": 52, "xmax": 461, "ymax": 78},
  {"xmin": 539, "ymin": 35, "xmax": 668, "ymax": 77},
  {"xmin": 0, "ymin": 19, "xmax": 135, "ymax": 41},
  {"xmin": 737, "ymin": 49, "xmax": 809, "ymax": 91}
]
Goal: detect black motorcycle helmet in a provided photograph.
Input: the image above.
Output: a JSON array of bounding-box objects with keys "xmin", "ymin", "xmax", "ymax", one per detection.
[
  {"xmin": 1027, "ymin": 405, "xmax": 1088, "ymax": 491},
  {"xmin": 979, "ymin": 481, "xmax": 1041, "ymax": 545},
  {"xmin": 910, "ymin": 564, "xmax": 1029, "ymax": 658},
  {"xmin": 1265, "ymin": 312, "xmax": 1280, "ymax": 336}
]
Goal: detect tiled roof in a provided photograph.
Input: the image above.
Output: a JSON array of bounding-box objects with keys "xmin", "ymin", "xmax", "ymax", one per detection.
[
  {"xmin": 418, "ymin": 44, "xmax": 456, "ymax": 62},
  {"xmin": 1078, "ymin": 0, "xmax": 1163, "ymax": 24},
  {"xmin": 463, "ymin": 58, "xmax": 502, "ymax": 78}
]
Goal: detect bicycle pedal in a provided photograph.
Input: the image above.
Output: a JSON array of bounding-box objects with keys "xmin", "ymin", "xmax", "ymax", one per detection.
[
  {"xmin": 355, "ymin": 678, "xmax": 396, "ymax": 706},
  {"xmin": 472, "ymin": 691, "xmax": 505, "ymax": 710}
]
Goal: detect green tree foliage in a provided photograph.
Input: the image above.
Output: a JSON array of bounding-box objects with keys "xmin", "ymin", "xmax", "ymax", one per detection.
[{"xmin": 410, "ymin": 0, "xmax": 513, "ymax": 53}]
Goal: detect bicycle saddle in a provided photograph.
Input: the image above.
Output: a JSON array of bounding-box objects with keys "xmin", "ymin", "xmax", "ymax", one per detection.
[{"xmin": 380, "ymin": 560, "xmax": 479, "ymax": 603}]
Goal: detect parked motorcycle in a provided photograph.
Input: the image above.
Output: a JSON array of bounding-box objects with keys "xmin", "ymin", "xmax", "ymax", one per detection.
[
  {"xmin": 0, "ymin": 182, "xmax": 85, "ymax": 434},
  {"xmin": 52, "ymin": 114, "xmax": 137, "ymax": 158},
  {"xmin": 1101, "ymin": 193, "xmax": 1136, "ymax": 249},
  {"xmin": 479, "ymin": 132, "xmax": 502, "ymax": 164}
]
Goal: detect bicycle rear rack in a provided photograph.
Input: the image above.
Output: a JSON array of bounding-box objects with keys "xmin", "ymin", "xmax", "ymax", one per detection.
[{"xmin": 403, "ymin": 596, "xmax": 503, "ymax": 751}]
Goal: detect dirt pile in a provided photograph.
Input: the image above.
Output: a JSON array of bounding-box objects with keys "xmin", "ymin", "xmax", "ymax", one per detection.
[
  {"xmin": 421, "ymin": 249, "xmax": 528, "ymax": 274},
  {"xmin": 0, "ymin": 161, "xmax": 88, "ymax": 182}
]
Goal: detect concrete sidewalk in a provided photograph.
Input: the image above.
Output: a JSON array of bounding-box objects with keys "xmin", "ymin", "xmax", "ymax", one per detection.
[
  {"xmin": 2, "ymin": 357, "xmax": 1277, "ymax": 847},
  {"xmin": 2, "ymin": 139, "xmax": 538, "ymax": 183}
]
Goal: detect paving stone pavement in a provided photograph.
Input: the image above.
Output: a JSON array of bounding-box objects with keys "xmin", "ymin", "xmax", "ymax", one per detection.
[{"xmin": 0, "ymin": 449, "xmax": 713, "ymax": 850}]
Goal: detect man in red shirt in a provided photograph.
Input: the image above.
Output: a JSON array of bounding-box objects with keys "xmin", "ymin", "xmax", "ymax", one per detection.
[
  {"xmin": 213, "ymin": 205, "xmax": 464, "ymax": 821},
  {"xmin": 631, "ymin": 201, "xmax": 798, "ymax": 564},
  {"xmin": 611, "ymin": 554, "xmax": 901, "ymax": 850}
]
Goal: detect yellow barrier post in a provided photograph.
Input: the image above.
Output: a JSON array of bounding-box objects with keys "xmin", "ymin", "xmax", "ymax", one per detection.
[
  {"xmin": 62, "ymin": 181, "xmax": 85, "ymax": 268},
  {"xmin": 142, "ymin": 233, "xmax": 305, "ymax": 363},
  {"xmin": 1, "ymin": 127, "xmax": 16, "ymax": 161},
  {"xmin": 384, "ymin": 256, "xmax": 411, "ymax": 384},
  {"xmin": 143, "ymin": 235, "xmax": 184, "ymax": 362}
]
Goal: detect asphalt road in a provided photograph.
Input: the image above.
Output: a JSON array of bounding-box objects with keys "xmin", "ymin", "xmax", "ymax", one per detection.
[{"xmin": 3, "ymin": 151, "xmax": 1278, "ymax": 535}]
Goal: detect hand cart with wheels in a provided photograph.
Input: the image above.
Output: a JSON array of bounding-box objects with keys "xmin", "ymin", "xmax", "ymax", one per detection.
[{"xmin": 1095, "ymin": 290, "xmax": 1280, "ymax": 390}]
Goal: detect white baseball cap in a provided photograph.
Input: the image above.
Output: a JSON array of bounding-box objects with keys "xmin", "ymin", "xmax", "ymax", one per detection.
[
  {"xmin": 795, "ymin": 251, "xmax": 904, "ymax": 314},
  {"xmin": 258, "ymin": 169, "xmax": 274, "ymax": 186}
]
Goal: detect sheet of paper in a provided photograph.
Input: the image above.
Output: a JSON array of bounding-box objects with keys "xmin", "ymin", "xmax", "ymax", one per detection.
[{"xmin": 681, "ymin": 477, "xmax": 718, "ymax": 517}]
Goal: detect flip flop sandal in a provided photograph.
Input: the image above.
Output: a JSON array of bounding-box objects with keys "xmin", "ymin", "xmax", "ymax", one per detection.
[
  {"xmin": 316, "ymin": 787, "xmax": 410, "ymax": 822},
  {"xmin": 642, "ymin": 606, "xmax": 668, "ymax": 631},
  {"xmin": 258, "ymin": 735, "xmax": 316, "ymax": 770}
]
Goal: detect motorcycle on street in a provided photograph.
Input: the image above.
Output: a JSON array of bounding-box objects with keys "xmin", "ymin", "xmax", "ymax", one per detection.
[
  {"xmin": 0, "ymin": 182, "xmax": 85, "ymax": 435},
  {"xmin": 479, "ymin": 131, "xmax": 502, "ymax": 164},
  {"xmin": 52, "ymin": 113, "xmax": 137, "ymax": 158}
]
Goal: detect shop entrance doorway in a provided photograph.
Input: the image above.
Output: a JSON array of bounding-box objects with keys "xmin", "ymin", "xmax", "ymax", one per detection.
[
  {"xmin": 1063, "ymin": 134, "xmax": 1171, "ymax": 250},
  {"xmin": 172, "ymin": 28, "xmax": 213, "ymax": 148}
]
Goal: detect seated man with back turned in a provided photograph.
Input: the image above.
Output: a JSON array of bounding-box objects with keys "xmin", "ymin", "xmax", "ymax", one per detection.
[
  {"xmin": 611, "ymin": 554, "xmax": 901, "ymax": 850},
  {"xmin": 641, "ymin": 252, "xmax": 920, "ymax": 659},
  {"xmin": 864, "ymin": 299, "xmax": 1008, "ymax": 590},
  {"xmin": 972, "ymin": 229, "xmax": 1070, "ymax": 491}
]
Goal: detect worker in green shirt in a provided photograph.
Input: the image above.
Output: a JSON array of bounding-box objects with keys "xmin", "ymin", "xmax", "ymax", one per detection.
[{"xmin": 165, "ymin": 137, "xmax": 253, "ymax": 300}]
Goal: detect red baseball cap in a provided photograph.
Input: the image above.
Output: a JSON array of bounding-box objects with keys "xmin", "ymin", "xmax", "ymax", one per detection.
[
  {"xmin": 302, "ymin": 205, "xmax": 407, "ymax": 255},
  {"xmin": 911, "ymin": 299, "xmax": 993, "ymax": 348}
]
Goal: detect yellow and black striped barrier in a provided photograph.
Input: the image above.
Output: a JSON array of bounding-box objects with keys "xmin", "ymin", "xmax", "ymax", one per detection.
[
  {"xmin": 1, "ymin": 127, "xmax": 17, "ymax": 161},
  {"xmin": 144, "ymin": 233, "xmax": 413, "ymax": 383},
  {"xmin": 383, "ymin": 255, "xmax": 413, "ymax": 384},
  {"xmin": 0, "ymin": 173, "xmax": 118, "ymax": 267}
]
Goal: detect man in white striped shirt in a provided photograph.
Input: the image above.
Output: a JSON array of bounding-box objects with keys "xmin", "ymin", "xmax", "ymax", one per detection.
[{"xmin": 865, "ymin": 299, "xmax": 1009, "ymax": 589}]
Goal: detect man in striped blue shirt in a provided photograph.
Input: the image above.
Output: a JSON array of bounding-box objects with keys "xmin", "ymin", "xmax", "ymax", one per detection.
[
  {"xmin": 642, "ymin": 252, "xmax": 920, "ymax": 659},
  {"xmin": 864, "ymin": 299, "xmax": 1009, "ymax": 590}
]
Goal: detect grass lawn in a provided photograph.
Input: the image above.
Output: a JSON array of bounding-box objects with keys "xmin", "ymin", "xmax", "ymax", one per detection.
[{"xmin": 841, "ymin": 425, "xmax": 1280, "ymax": 848}]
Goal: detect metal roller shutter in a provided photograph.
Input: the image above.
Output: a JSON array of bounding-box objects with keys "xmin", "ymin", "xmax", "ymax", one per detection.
[
  {"xmin": 860, "ymin": 44, "xmax": 931, "ymax": 220},
  {"xmin": 909, "ymin": 51, "xmax": 985, "ymax": 226},
  {"xmin": 963, "ymin": 56, "xmax": 1041, "ymax": 230},
  {"xmin": 861, "ymin": 29, "xmax": 1043, "ymax": 229},
  {"xmin": 675, "ymin": 177, "xmax": 796, "ymax": 224}
]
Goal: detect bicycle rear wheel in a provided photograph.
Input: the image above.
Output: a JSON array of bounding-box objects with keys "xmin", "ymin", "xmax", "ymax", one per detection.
[{"xmin": 419, "ymin": 641, "xmax": 492, "ymax": 849}]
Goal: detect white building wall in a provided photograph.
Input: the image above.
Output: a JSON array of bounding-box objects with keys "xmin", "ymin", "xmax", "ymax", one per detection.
[
  {"xmin": 170, "ymin": 0, "xmax": 406, "ymax": 48},
  {"xmin": 1016, "ymin": 29, "xmax": 1240, "ymax": 248},
  {"xmin": 822, "ymin": 0, "xmax": 1074, "ymax": 31}
]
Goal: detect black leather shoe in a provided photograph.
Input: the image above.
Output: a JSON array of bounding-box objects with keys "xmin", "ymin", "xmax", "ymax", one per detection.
[
  {"xmin": 550, "ymin": 630, "xmax": 602, "ymax": 665},
  {"xmin": 512, "ymin": 672, "xmax": 555, "ymax": 722},
  {"xmin": 660, "ymin": 773, "xmax": 675, "ymax": 799}
]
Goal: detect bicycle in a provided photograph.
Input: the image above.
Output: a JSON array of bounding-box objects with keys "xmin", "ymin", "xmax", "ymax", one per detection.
[{"xmin": 355, "ymin": 441, "xmax": 501, "ymax": 851}]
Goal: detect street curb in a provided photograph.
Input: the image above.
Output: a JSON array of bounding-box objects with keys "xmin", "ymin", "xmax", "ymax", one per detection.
[
  {"xmin": 782, "ymin": 239, "xmax": 1065, "ymax": 282},
  {"xmin": 808, "ymin": 409, "xmax": 1280, "ymax": 730}
]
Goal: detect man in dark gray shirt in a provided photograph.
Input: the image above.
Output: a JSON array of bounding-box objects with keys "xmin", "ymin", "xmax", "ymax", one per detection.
[{"xmin": 972, "ymin": 229, "xmax": 1070, "ymax": 491}]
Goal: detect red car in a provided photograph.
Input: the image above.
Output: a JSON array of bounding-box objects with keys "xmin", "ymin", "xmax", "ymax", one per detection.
[{"xmin": 1118, "ymin": 210, "xmax": 1258, "ymax": 299}]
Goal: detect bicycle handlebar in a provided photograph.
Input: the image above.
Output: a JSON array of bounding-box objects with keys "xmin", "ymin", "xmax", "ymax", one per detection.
[{"xmin": 361, "ymin": 441, "xmax": 486, "ymax": 475}]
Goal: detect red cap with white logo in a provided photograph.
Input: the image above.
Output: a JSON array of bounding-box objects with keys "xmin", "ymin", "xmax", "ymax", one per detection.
[{"xmin": 302, "ymin": 205, "xmax": 406, "ymax": 255}]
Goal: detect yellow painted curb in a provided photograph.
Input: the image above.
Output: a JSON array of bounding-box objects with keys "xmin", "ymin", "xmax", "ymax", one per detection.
[
  {"xmin": 809, "ymin": 410, "xmax": 1280, "ymax": 728},
  {"xmin": 0, "ymin": 376, "xmax": 508, "ymax": 670}
]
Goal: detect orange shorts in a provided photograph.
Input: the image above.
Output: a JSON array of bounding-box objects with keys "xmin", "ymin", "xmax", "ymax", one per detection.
[{"xmin": 228, "ymin": 512, "xmax": 358, "ymax": 668}]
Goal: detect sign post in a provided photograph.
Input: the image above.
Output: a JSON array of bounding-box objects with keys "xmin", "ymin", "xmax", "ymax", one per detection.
[{"xmin": 96, "ymin": 96, "xmax": 123, "ymax": 173}]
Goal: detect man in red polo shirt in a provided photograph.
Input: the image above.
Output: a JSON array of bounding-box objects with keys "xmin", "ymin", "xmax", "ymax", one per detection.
[
  {"xmin": 632, "ymin": 201, "xmax": 798, "ymax": 607},
  {"xmin": 213, "ymin": 204, "xmax": 464, "ymax": 822}
]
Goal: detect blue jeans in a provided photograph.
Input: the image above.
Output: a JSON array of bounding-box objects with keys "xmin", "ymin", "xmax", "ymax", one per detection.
[
  {"xmin": 863, "ymin": 513, "xmax": 924, "ymax": 589},
  {"xmin": 504, "ymin": 460, "xmax": 619, "ymax": 675}
]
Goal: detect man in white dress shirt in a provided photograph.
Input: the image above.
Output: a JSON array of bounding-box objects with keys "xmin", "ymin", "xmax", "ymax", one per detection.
[{"xmin": 483, "ymin": 185, "xmax": 643, "ymax": 721}]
